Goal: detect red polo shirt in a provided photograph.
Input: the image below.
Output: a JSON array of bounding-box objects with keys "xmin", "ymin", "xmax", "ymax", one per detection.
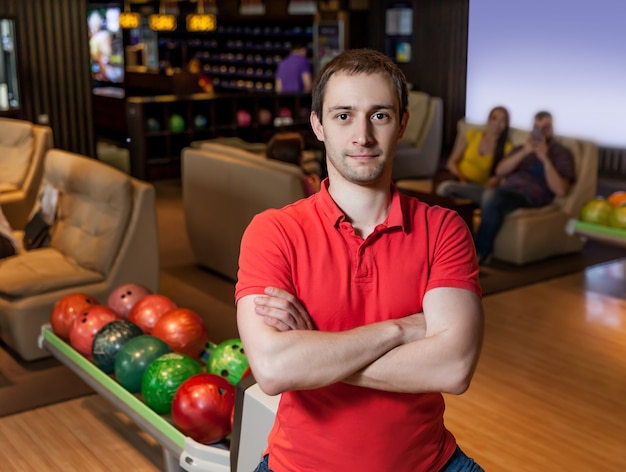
[{"xmin": 235, "ymin": 181, "xmax": 481, "ymax": 471}]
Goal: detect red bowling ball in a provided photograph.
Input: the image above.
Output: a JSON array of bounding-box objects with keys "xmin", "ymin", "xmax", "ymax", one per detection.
[
  {"xmin": 128, "ymin": 294, "xmax": 177, "ymax": 334},
  {"xmin": 172, "ymin": 373, "xmax": 236, "ymax": 444},
  {"xmin": 50, "ymin": 293, "xmax": 99, "ymax": 342},
  {"xmin": 152, "ymin": 308, "xmax": 209, "ymax": 360},
  {"xmin": 69, "ymin": 305, "xmax": 119, "ymax": 359},
  {"xmin": 107, "ymin": 283, "xmax": 152, "ymax": 318}
]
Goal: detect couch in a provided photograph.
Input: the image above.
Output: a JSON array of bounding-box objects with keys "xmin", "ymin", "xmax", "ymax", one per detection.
[
  {"xmin": 0, "ymin": 118, "xmax": 54, "ymax": 230},
  {"xmin": 0, "ymin": 149, "xmax": 159, "ymax": 360},
  {"xmin": 182, "ymin": 143, "xmax": 307, "ymax": 281},
  {"xmin": 401, "ymin": 119, "xmax": 599, "ymax": 265},
  {"xmin": 391, "ymin": 91, "xmax": 443, "ymax": 181}
]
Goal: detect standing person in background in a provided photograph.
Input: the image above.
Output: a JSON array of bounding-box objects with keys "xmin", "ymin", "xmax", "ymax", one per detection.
[
  {"xmin": 274, "ymin": 43, "xmax": 312, "ymax": 93},
  {"xmin": 434, "ymin": 106, "xmax": 512, "ymax": 205},
  {"xmin": 0, "ymin": 204, "xmax": 17, "ymax": 259},
  {"xmin": 237, "ymin": 48, "xmax": 484, "ymax": 472}
]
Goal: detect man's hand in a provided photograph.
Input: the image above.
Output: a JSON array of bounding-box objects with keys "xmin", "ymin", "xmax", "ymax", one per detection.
[
  {"xmin": 254, "ymin": 286, "xmax": 316, "ymax": 332},
  {"xmin": 393, "ymin": 312, "xmax": 427, "ymax": 344},
  {"xmin": 532, "ymin": 139, "xmax": 549, "ymax": 163}
]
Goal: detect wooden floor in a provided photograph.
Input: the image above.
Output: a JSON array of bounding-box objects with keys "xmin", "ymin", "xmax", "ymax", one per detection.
[{"xmin": 0, "ymin": 259, "xmax": 624, "ymax": 471}]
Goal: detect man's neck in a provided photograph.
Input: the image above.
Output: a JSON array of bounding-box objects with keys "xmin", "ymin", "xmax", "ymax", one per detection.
[{"xmin": 328, "ymin": 180, "xmax": 393, "ymax": 239}]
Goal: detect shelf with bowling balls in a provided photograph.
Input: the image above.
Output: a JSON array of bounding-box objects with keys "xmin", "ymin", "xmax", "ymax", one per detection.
[
  {"xmin": 43, "ymin": 282, "xmax": 252, "ymax": 456},
  {"xmin": 565, "ymin": 191, "xmax": 626, "ymax": 248},
  {"xmin": 126, "ymin": 91, "xmax": 312, "ymax": 181}
]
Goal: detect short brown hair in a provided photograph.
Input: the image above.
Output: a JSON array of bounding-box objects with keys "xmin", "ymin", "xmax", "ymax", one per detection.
[
  {"xmin": 266, "ymin": 132, "xmax": 304, "ymax": 166},
  {"xmin": 311, "ymin": 48, "xmax": 408, "ymax": 125}
]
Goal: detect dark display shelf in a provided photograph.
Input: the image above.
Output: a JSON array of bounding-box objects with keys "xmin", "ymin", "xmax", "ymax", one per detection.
[{"xmin": 126, "ymin": 91, "xmax": 312, "ymax": 180}]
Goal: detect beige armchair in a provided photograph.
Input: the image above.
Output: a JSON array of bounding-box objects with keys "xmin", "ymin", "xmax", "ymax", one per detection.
[
  {"xmin": 0, "ymin": 149, "xmax": 159, "ymax": 360},
  {"xmin": 391, "ymin": 91, "xmax": 443, "ymax": 181},
  {"xmin": 0, "ymin": 118, "xmax": 53, "ymax": 229},
  {"xmin": 454, "ymin": 119, "xmax": 598, "ymax": 265},
  {"xmin": 182, "ymin": 143, "xmax": 306, "ymax": 281}
]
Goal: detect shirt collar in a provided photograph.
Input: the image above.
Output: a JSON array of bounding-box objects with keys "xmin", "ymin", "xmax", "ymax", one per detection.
[{"xmin": 315, "ymin": 179, "xmax": 408, "ymax": 232}]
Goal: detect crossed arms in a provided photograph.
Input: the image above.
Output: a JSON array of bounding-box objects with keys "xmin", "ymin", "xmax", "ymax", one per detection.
[{"xmin": 236, "ymin": 286, "xmax": 483, "ymax": 397}]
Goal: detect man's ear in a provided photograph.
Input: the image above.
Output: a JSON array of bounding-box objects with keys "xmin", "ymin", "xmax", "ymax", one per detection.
[
  {"xmin": 310, "ymin": 111, "xmax": 324, "ymax": 142},
  {"xmin": 397, "ymin": 109, "xmax": 410, "ymax": 140}
]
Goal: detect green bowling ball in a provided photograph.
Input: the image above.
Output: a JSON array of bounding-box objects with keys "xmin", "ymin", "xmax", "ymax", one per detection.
[
  {"xmin": 91, "ymin": 320, "xmax": 143, "ymax": 374},
  {"xmin": 206, "ymin": 338, "xmax": 249, "ymax": 386},
  {"xmin": 114, "ymin": 335, "xmax": 172, "ymax": 393},
  {"xmin": 168, "ymin": 114, "xmax": 185, "ymax": 132},
  {"xmin": 141, "ymin": 352, "xmax": 203, "ymax": 415}
]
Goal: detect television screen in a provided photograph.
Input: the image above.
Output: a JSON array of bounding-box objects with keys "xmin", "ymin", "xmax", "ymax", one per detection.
[{"xmin": 87, "ymin": 6, "xmax": 124, "ymax": 84}]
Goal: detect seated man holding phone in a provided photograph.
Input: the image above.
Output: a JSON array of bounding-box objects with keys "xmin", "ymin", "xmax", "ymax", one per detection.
[{"xmin": 474, "ymin": 110, "xmax": 576, "ymax": 264}]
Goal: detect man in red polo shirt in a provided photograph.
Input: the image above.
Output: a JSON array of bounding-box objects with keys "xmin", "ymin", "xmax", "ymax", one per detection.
[{"xmin": 236, "ymin": 49, "xmax": 484, "ymax": 472}]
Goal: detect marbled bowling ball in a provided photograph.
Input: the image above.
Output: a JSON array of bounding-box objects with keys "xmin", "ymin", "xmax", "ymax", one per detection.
[
  {"xmin": 141, "ymin": 352, "xmax": 203, "ymax": 415},
  {"xmin": 151, "ymin": 308, "xmax": 209, "ymax": 360},
  {"xmin": 172, "ymin": 373, "xmax": 235, "ymax": 444},
  {"xmin": 91, "ymin": 319, "xmax": 143, "ymax": 374},
  {"xmin": 128, "ymin": 294, "xmax": 177, "ymax": 334},
  {"xmin": 114, "ymin": 335, "xmax": 172, "ymax": 393}
]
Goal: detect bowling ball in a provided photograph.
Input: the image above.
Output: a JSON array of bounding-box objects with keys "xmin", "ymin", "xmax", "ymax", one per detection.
[
  {"xmin": 193, "ymin": 114, "xmax": 208, "ymax": 129},
  {"xmin": 236, "ymin": 109, "xmax": 251, "ymax": 127},
  {"xmin": 258, "ymin": 108, "xmax": 272, "ymax": 126},
  {"xmin": 146, "ymin": 117, "xmax": 161, "ymax": 132},
  {"xmin": 50, "ymin": 293, "xmax": 99, "ymax": 342},
  {"xmin": 172, "ymin": 373, "xmax": 235, "ymax": 444},
  {"xmin": 609, "ymin": 203, "xmax": 626, "ymax": 229},
  {"xmin": 141, "ymin": 352, "xmax": 203, "ymax": 415},
  {"xmin": 69, "ymin": 305, "xmax": 119, "ymax": 359},
  {"xmin": 107, "ymin": 283, "xmax": 152, "ymax": 318},
  {"xmin": 91, "ymin": 320, "xmax": 143, "ymax": 373},
  {"xmin": 278, "ymin": 107, "xmax": 293, "ymax": 118},
  {"xmin": 580, "ymin": 197, "xmax": 612, "ymax": 226},
  {"xmin": 114, "ymin": 335, "xmax": 172, "ymax": 393},
  {"xmin": 200, "ymin": 340, "xmax": 218, "ymax": 364},
  {"xmin": 128, "ymin": 294, "xmax": 177, "ymax": 334},
  {"xmin": 608, "ymin": 191, "xmax": 626, "ymax": 207},
  {"xmin": 169, "ymin": 114, "xmax": 185, "ymax": 132},
  {"xmin": 206, "ymin": 338, "xmax": 249, "ymax": 386},
  {"xmin": 152, "ymin": 308, "xmax": 209, "ymax": 359}
]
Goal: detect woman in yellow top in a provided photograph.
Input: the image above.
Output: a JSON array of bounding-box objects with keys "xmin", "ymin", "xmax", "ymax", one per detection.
[{"xmin": 435, "ymin": 106, "xmax": 512, "ymax": 204}]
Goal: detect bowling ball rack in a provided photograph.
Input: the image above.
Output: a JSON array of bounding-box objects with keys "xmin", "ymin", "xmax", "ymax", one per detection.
[
  {"xmin": 565, "ymin": 219, "xmax": 626, "ymax": 248},
  {"xmin": 39, "ymin": 324, "xmax": 230, "ymax": 472}
]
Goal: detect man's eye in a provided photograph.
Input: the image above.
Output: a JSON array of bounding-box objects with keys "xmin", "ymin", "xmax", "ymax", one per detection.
[
  {"xmin": 373, "ymin": 112, "xmax": 389, "ymax": 120},
  {"xmin": 337, "ymin": 113, "xmax": 349, "ymax": 120}
]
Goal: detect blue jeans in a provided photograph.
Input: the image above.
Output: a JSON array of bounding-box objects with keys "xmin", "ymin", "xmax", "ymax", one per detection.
[
  {"xmin": 474, "ymin": 187, "xmax": 532, "ymax": 259},
  {"xmin": 253, "ymin": 446, "xmax": 483, "ymax": 471}
]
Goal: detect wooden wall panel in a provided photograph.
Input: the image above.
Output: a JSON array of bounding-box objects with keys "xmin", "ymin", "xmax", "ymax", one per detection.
[
  {"xmin": 369, "ymin": 0, "xmax": 469, "ymax": 159},
  {"xmin": 0, "ymin": 0, "xmax": 95, "ymax": 157}
]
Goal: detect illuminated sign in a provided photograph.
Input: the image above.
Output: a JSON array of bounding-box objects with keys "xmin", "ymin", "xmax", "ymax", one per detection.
[
  {"xmin": 186, "ymin": 13, "xmax": 216, "ymax": 32},
  {"xmin": 149, "ymin": 14, "xmax": 176, "ymax": 31}
]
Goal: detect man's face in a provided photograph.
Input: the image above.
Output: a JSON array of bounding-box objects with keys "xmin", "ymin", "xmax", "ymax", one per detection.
[
  {"xmin": 534, "ymin": 116, "xmax": 554, "ymax": 141},
  {"xmin": 310, "ymin": 72, "xmax": 408, "ymax": 187}
]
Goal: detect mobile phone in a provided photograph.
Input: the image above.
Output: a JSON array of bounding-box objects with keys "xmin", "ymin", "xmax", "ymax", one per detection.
[{"xmin": 531, "ymin": 125, "xmax": 543, "ymax": 140}]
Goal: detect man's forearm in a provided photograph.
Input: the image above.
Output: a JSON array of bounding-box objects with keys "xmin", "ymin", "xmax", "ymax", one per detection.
[
  {"xmin": 238, "ymin": 296, "xmax": 420, "ymax": 396},
  {"xmin": 495, "ymin": 147, "xmax": 526, "ymax": 176}
]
